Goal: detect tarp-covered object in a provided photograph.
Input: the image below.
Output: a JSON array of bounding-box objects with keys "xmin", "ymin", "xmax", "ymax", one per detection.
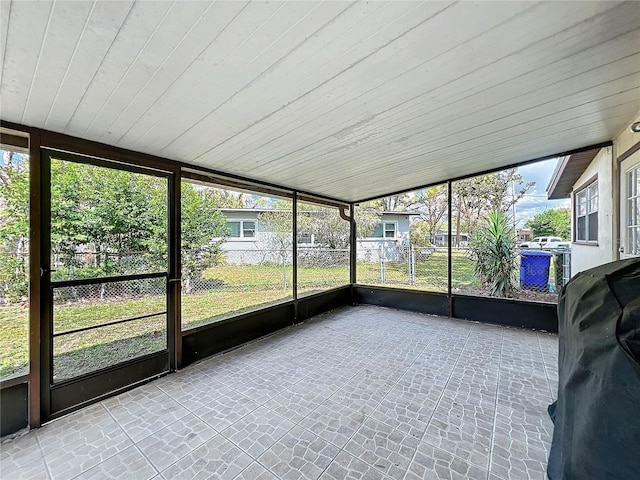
[{"xmin": 548, "ymin": 258, "xmax": 640, "ymax": 480}]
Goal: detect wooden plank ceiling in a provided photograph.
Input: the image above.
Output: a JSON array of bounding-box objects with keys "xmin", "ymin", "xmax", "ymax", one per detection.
[{"xmin": 1, "ymin": 0, "xmax": 639, "ymax": 202}]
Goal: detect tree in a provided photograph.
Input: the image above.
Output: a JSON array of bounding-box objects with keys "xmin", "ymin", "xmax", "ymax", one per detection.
[
  {"xmin": 409, "ymin": 220, "xmax": 432, "ymax": 247},
  {"xmin": 181, "ymin": 184, "xmax": 228, "ymax": 293},
  {"xmin": 404, "ymin": 185, "xmax": 448, "ymax": 245},
  {"xmin": 0, "ymin": 151, "xmax": 29, "ymax": 300},
  {"xmin": 365, "ymin": 194, "xmax": 408, "ymax": 211},
  {"xmin": 525, "ymin": 208, "xmax": 571, "ymax": 239},
  {"xmin": 49, "ymin": 160, "xmax": 170, "ymax": 277},
  {"xmin": 258, "ymin": 203, "xmax": 380, "ymax": 251},
  {"xmin": 468, "ymin": 209, "xmax": 518, "ymax": 298},
  {"xmin": 452, "ymin": 168, "xmax": 534, "ymax": 247}
]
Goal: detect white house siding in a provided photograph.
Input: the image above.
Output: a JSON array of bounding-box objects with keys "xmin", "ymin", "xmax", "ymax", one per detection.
[
  {"xmin": 218, "ymin": 210, "xmax": 279, "ymax": 265},
  {"xmin": 614, "ymin": 112, "xmax": 640, "ymax": 158},
  {"xmin": 571, "ymin": 147, "xmax": 614, "ymax": 275},
  {"xmin": 217, "ymin": 210, "xmax": 414, "ymax": 265},
  {"xmin": 356, "ymin": 213, "xmax": 412, "ymax": 262}
]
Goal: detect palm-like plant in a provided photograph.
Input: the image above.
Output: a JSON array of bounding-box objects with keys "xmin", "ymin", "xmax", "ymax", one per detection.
[{"xmin": 469, "ymin": 209, "xmax": 518, "ymax": 297}]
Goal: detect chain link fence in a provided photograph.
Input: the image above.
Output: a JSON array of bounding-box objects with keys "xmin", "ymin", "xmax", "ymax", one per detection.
[
  {"xmin": 3, "ymin": 246, "xmax": 573, "ymax": 307},
  {"xmin": 297, "ymin": 248, "xmax": 349, "ymax": 293},
  {"xmin": 52, "ymin": 277, "xmax": 167, "ymax": 304},
  {"xmin": 517, "ymin": 248, "xmax": 571, "ymax": 295},
  {"xmin": 358, "ymin": 244, "xmax": 571, "ymax": 301},
  {"xmin": 48, "ymin": 252, "xmax": 166, "ymax": 304},
  {"xmin": 357, "ymin": 245, "xmax": 448, "ymax": 291},
  {"xmin": 50, "ymin": 251, "xmax": 164, "ymax": 279},
  {"xmin": 1, "ymin": 248, "xmax": 351, "ymax": 307},
  {"xmin": 184, "ymin": 247, "xmax": 349, "ymax": 294}
]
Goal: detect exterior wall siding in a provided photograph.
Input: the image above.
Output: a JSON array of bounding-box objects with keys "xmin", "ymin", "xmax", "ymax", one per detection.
[
  {"xmin": 571, "ymin": 147, "xmax": 614, "ymax": 275},
  {"xmin": 218, "ymin": 210, "xmax": 414, "ymax": 264}
]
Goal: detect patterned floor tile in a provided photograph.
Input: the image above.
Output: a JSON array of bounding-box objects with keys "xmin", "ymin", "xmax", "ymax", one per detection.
[
  {"xmin": 193, "ymin": 389, "xmax": 261, "ymax": 432},
  {"xmin": 136, "ymin": 414, "xmax": 216, "ymax": 471},
  {"xmin": 422, "ymin": 398, "xmax": 494, "ymax": 469},
  {"xmin": 0, "ymin": 306, "xmax": 559, "ymax": 480},
  {"xmin": 101, "ymin": 383, "xmax": 167, "ymax": 414},
  {"xmin": 319, "ymin": 451, "xmax": 389, "ymax": 480},
  {"xmin": 0, "ymin": 434, "xmax": 50, "ymax": 480},
  {"xmin": 156, "ymin": 373, "xmax": 231, "ymax": 412},
  {"xmin": 234, "ymin": 462, "xmax": 279, "ymax": 480},
  {"xmin": 258, "ymin": 425, "xmax": 340, "ymax": 480},
  {"xmin": 493, "ymin": 405, "xmax": 553, "ymax": 453},
  {"xmin": 36, "ymin": 403, "xmax": 115, "ymax": 453},
  {"xmin": 299, "ymin": 370, "xmax": 353, "ymax": 396},
  {"xmin": 370, "ymin": 394, "xmax": 435, "ymax": 439},
  {"xmin": 159, "ymin": 434, "xmax": 252, "ymax": 480},
  {"xmin": 327, "ymin": 368, "xmax": 397, "ymax": 417},
  {"xmin": 72, "ymin": 445, "xmax": 157, "ymax": 480},
  {"xmin": 104, "ymin": 390, "xmax": 190, "ymax": 443},
  {"xmin": 43, "ymin": 419, "xmax": 132, "ymax": 479},
  {"xmin": 222, "ymin": 406, "xmax": 295, "ymax": 458},
  {"xmin": 343, "ymin": 417, "xmax": 419, "ymax": 479},
  {"xmin": 405, "ymin": 441, "xmax": 487, "ymax": 480},
  {"xmin": 299, "ymin": 401, "xmax": 366, "ymax": 448},
  {"xmin": 234, "ymin": 375, "xmax": 294, "ymax": 405},
  {"xmin": 263, "ymin": 390, "xmax": 325, "ymax": 423},
  {"xmin": 489, "ymin": 434, "xmax": 548, "ymax": 480},
  {"xmin": 496, "ymin": 370, "xmax": 553, "ymax": 414}
]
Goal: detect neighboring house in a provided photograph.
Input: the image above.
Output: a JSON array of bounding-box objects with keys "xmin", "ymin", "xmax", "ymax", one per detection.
[
  {"xmin": 356, "ymin": 211, "xmax": 416, "ymax": 261},
  {"xmin": 517, "ymin": 228, "xmax": 534, "ymax": 243},
  {"xmin": 433, "ymin": 231, "xmax": 470, "ymax": 247},
  {"xmin": 547, "ymin": 112, "xmax": 640, "ymax": 276},
  {"xmin": 218, "ymin": 208, "xmax": 417, "ymax": 263}
]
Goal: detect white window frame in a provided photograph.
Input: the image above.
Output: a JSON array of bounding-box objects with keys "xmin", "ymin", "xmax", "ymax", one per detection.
[
  {"xmin": 226, "ymin": 220, "xmax": 257, "ymax": 240},
  {"xmin": 368, "ymin": 221, "xmax": 398, "ymax": 239},
  {"xmin": 574, "ymin": 179, "xmax": 598, "ymax": 243},
  {"xmin": 625, "ymin": 164, "xmax": 640, "ymax": 256}
]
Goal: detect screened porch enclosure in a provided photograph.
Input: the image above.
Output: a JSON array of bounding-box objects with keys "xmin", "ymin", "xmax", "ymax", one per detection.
[{"xmin": 1, "ymin": 1, "xmax": 639, "ymax": 479}]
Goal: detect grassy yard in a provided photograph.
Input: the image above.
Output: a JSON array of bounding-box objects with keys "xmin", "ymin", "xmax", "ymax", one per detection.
[
  {"xmin": 2, "ymin": 250, "xmax": 555, "ymax": 381},
  {"xmin": 357, "ymin": 249, "xmax": 478, "ymax": 290},
  {"xmin": 0, "ymin": 254, "xmax": 470, "ymax": 380},
  {"xmin": 0, "ymin": 289, "xmax": 296, "ymax": 380},
  {"xmin": 0, "ymin": 304, "xmax": 29, "ymax": 379},
  {"xmin": 203, "ymin": 250, "xmax": 477, "ymax": 291}
]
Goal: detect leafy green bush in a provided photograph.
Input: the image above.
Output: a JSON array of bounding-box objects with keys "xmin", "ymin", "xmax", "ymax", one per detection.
[{"xmin": 468, "ymin": 209, "xmax": 518, "ymax": 298}]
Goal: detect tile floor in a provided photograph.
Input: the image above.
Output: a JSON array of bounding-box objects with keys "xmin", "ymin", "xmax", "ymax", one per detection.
[{"xmin": 1, "ymin": 305, "xmax": 558, "ymax": 480}]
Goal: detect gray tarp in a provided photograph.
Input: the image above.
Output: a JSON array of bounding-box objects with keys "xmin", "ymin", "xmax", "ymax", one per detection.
[{"xmin": 548, "ymin": 258, "xmax": 640, "ymax": 479}]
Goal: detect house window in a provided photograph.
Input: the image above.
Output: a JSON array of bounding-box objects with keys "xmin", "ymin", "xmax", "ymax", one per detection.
[
  {"xmin": 297, "ymin": 232, "xmax": 312, "ymax": 244},
  {"xmin": 226, "ymin": 220, "xmax": 256, "ymax": 238},
  {"xmin": 626, "ymin": 165, "xmax": 640, "ymax": 255},
  {"xmin": 371, "ymin": 222, "xmax": 396, "ymax": 238},
  {"xmin": 575, "ymin": 180, "xmax": 598, "ymax": 242}
]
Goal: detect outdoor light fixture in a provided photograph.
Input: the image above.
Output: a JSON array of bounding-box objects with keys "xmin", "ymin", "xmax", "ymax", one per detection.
[{"xmin": 631, "ymin": 122, "xmax": 640, "ymax": 133}]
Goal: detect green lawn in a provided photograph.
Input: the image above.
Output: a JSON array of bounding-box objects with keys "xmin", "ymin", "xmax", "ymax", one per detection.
[
  {"xmin": 0, "ymin": 251, "xmax": 517, "ymax": 381},
  {"xmin": 0, "ymin": 304, "xmax": 29, "ymax": 380},
  {"xmin": 203, "ymin": 250, "xmax": 477, "ymax": 291},
  {"xmin": 357, "ymin": 249, "xmax": 478, "ymax": 290}
]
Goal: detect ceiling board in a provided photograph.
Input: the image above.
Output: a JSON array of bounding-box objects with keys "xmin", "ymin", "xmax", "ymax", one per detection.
[
  {"xmin": 1, "ymin": 0, "xmax": 638, "ymax": 202},
  {"xmin": 180, "ymin": 1, "xmax": 609, "ymax": 162}
]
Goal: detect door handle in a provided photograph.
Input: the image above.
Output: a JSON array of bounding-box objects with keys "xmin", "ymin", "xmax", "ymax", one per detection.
[{"xmin": 168, "ymin": 278, "xmax": 182, "ymax": 283}]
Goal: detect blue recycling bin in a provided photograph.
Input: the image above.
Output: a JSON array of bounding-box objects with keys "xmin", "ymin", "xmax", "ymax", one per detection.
[{"xmin": 520, "ymin": 250, "xmax": 552, "ymax": 291}]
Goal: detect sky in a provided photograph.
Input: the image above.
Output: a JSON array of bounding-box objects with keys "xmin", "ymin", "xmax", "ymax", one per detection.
[{"xmin": 513, "ymin": 158, "xmax": 571, "ymax": 228}]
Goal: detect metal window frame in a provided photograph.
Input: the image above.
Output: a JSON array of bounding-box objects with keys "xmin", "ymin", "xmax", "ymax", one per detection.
[
  {"xmin": 0, "ymin": 119, "xmax": 610, "ymax": 433},
  {"xmin": 39, "ymin": 147, "xmax": 176, "ymax": 421}
]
